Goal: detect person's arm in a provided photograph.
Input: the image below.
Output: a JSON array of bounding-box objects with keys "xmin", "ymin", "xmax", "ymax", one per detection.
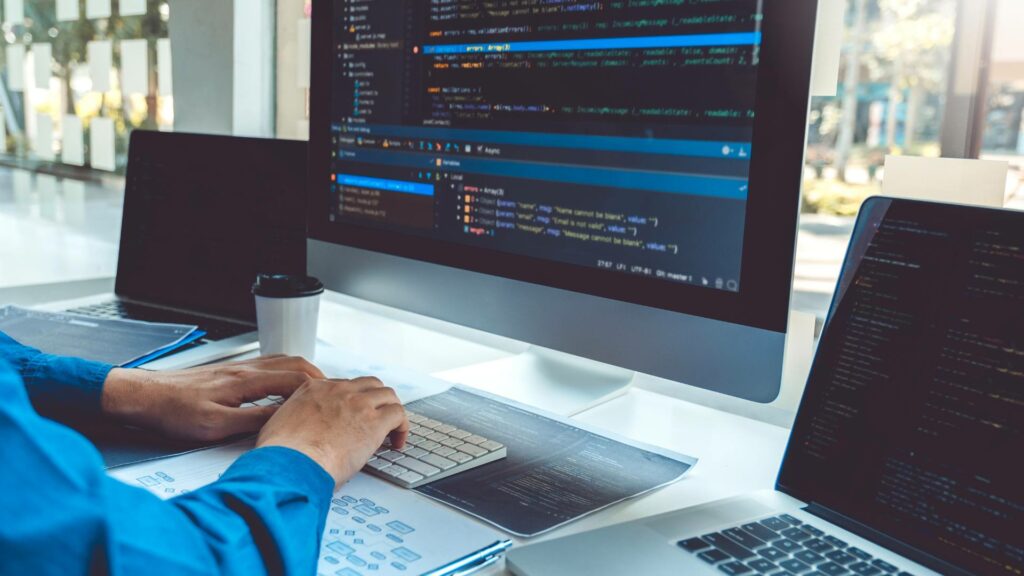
[
  {"xmin": 0, "ymin": 360, "xmax": 408, "ymax": 575},
  {"xmin": 0, "ymin": 330, "xmax": 112, "ymax": 421}
]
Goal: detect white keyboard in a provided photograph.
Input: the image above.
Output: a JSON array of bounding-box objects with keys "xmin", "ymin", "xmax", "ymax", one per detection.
[{"xmin": 363, "ymin": 411, "xmax": 507, "ymax": 489}]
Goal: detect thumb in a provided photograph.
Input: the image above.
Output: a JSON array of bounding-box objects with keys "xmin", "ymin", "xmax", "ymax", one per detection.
[{"xmin": 211, "ymin": 404, "xmax": 279, "ymax": 438}]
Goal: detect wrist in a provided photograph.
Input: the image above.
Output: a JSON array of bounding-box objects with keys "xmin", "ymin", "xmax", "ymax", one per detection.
[{"xmin": 100, "ymin": 368, "xmax": 156, "ymax": 424}]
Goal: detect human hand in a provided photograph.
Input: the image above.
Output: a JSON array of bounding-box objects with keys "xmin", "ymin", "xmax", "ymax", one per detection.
[
  {"xmin": 255, "ymin": 377, "xmax": 410, "ymax": 485},
  {"xmin": 100, "ymin": 355, "xmax": 325, "ymax": 442}
]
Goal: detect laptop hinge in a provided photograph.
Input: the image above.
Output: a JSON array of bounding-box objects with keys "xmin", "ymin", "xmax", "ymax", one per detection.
[
  {"xmin": 803, "ymin": 502, "xmax": 971, "ymax": 576},
  {"xmin": 116, "ymin": 296, "xmax": 257, "ymax": 328}
]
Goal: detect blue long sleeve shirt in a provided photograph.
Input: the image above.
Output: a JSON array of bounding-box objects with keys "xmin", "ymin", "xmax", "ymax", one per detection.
[{"xmin": 0, "ymin": 331, "xmax": 334, "ymax": 575}]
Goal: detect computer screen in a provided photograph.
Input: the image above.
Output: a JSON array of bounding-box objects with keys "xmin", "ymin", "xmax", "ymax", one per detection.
[
  {"xmin": 779, "ymin": 198, "xmax": 1024, "ymax": 575},
  {"xmin": 307, "ymin": 1, "xmax": 815, "ymax": 402},
  {"xmin": 328, "ymin": 0, "xmax": 763, "ymax": 292},
  {"xmin": 311, "ymin": 0, "xmax": 811, "ymax": 333},
  {"xmin": 117, "ymin": 131, "xmax": 307, "ymax": 321}
]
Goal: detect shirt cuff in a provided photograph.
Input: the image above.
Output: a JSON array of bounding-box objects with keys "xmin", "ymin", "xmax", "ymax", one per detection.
[
  {"xmin": 23, "ymin": 352, "xmax": 113, "ymax": 417},
  {"xmin": 221, "ymin": 446, "xmax": 335, "ymax": 507}
]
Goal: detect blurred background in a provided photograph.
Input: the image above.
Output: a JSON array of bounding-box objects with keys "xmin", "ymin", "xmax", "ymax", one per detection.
[{"xmin": 0, "ymin": 0, "xmax": 1021, "ymax": 317}]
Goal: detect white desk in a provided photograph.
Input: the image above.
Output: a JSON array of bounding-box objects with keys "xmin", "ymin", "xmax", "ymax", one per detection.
[
  {"xmin": 312, "ymin": 291, "xmax": 794, "ymax": 574},
  {"xmin": 2, "ymin": 283, "xmax": 797, "ymax": 575}
]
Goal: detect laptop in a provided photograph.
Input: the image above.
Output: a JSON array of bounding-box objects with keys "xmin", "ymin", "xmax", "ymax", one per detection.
[
  {"xmin": 48, "ymin": 131, "xmax": 307, "ymax": 370},
  {"xmin": 507, "ymin": 197, "xmax": 1023, "ymax": 576}
]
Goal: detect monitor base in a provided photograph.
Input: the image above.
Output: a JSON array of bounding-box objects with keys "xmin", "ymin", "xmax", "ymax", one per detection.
[{"xmin": 434, "ymin": 346, "xmax": 635, "ymax": 416}]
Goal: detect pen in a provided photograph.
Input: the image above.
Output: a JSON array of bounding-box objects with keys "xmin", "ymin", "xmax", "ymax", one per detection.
[{"xmin": 422, "ymin": 539, "xmax": 513, "ymax": 576}]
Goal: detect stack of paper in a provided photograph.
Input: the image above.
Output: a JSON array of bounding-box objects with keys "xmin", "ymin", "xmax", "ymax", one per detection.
[{"xmin": 0, "ymin": 306, "xmax": 205, "ymax": 367}]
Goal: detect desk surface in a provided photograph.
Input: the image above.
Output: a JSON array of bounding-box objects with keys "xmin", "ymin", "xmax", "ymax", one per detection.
[
  {"xmin": 313, "ymin": 291, "xmax": 793, "ymax": 574},
  {"xmin": 9, "ymin": 284, "xmax": 795, "ymax": 575}
]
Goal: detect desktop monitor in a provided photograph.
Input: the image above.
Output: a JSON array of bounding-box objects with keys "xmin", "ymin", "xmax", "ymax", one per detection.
[{"xmin": 308, "ymin": 0, "xmax": 818, "ymax": 403}]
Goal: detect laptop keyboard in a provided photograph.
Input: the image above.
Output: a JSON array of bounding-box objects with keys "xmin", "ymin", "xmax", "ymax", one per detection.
[
  {"xmin": 68, "ymin": 300, "xmax": 253, "ymax": 342},
  {"xmin": 677, "ymin": 514, "xmax": 917, "ymax": 576}
]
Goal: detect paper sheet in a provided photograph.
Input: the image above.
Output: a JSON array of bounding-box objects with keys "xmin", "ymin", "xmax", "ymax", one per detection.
[
  {"xmin": 56, "ymin": 0, "xmax": 79, "ymax": 21},
  {"xmin": 882, "ymin": 155, "xmax": 1009, "ymax": 208},
  {"xmin": 120, "ymin": 39, "xmax": 148, "ymax": 95},
  {"xmin": 411, "ymin": 386, "xmax": 697, "ymax": 537},
  {"xmin": 3, "ymin": 0, "xmax": 23, "ymax": 25},
  {"xmin": 89, "ymin": 116, "xmax": 116, "ymax": 171},
  {"xmin": 88, "ymin": 40, "xmax": 112, "ymax": 92},
  {"xmin": 119, "ymin": 0, "xmax": 146, "ymax": 16},
  {"xmin": 156, "ymin": 38, "xmax": 172, "ymax": 96},
  {"xmin": 108, "ymin": 441, "xmax": 506, "ymax": 576},
  {"xmin": 6, "ymin": 44, "xmax": 25, "ymax": 91},
  {"xmin": 62, "ymin": 114, "xmax": 85, "ymax": 166},
  {"xmin": 34, "ymin": 113, "xmax": 54, "ymax": 160},
  {"xmin": 32, "ymin": 43, "xmax": 51, "ymax": 90},
  {"xmin": 85, "ymin": 0, "xmax": 111, "ymax": 19}
]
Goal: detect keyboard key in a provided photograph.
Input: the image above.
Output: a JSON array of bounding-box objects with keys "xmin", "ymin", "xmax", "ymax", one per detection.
[
  {"xmin": 440, "ymin": 437, "xmax": 465, "ymax": 448},
  {"xmin": 774, "ymin": 539, "xmax": 803, "ymax": 553},
  {"xmin": 725, "ymin": 527, "xmax": 768, "ymax": 550},
  {"xmin": 743, "ymin": 522, "xmax": 784, "ymax": 542},
  {"xmin": 380, "ymin": 466, "xmax": 406, "ymax": 478},
  {"xmin": 780, "ymin": 558, "xmax": 812, "ymax": 573},
  {"xmin": 406, "ymin": 413, "xmax": 426, "ymax": 424},
  {"xmin": 847, "ymin": 548, "xmax": 872, "ymax": 561},
  {"xmin": 432, "ymin": 446, "xmax": 456, "ymax": 457},
  {"xmin": 479, "ymin": 440, "xmax": 504, "ymax": 451},
  {"xmin": 719, "ymin": 561, "xmax": 753, "ymax": 574},
  {"xmin": 463, "ymin": 435, "xmax": 487, "ymax": 445},
  {"xmin": 418, "ymin": 440, "xmax": 441, "ymax": 451},
  {"xmin": 421, "ymin": 419, "xmax": 442, "ymax": 429},
  {"xmin": 397, "ymin": 471, "xmax": 424, "ymax": 484},
  {"xmin": 805, "ymin": 539, "xmax": 834, "ymax": 554},
  {"xmin": 448, "ymin": 429, "xmax": 471, "ymax": 439},
  {"xmin": 398, "ymin": 458, "xmax": 441, "ymax": 477},
  {"xmin": 795, "ymin": 550, "xmax": 825, "ymax": 565},
  {"xmin": 678, "ymin": 537, "xmax": 711, "ymax": 552},
  {"xmin": 434, "ymin": 424, "xmax": 456, "ymax": 434},
  {"xmin": 379, "ymin": 451, "xmax": 406, "ymax": 462},
  {"xmin": 779, "ymin": 514, "xmax": 803, "ymax": 526},
  {"xmin": 703, "ymin": 532, "xmax": 756, "ymax": 560},
  {"xmin": 758, "ymin": 548, "xmax": 788, "ymax": 562},
  {"xmin": 406, "ymin": 435, "xmax": 426, "ymax": 446},
  {"xmin": 419, "ymin": 453, "xmax": 457, "ymax": 470},
  {"xmin": 817, "ymin": 562, "xmax": 849, "ymax": 576},
  {"xmin": 447, "ymin": 451, "xmax": 472, "ymax": 464},
  {"xmin": 781, "ymin": 528, "xmax": 812, "ymax": 542},
  {"xmin": 402, "ymin": 447, "xmax": 429, "ymax": 459},
  {"xmin": 748, "ymin": 558, "xmax": 778, "ymax": 573},
  {"xmin": 761, "ymin": 517, "xmax": 791, "ymax": 531},
  {"xmin": 366, "ymin": 458, "xmax": 391, "ymax": 471},
  {"xmin": 699, "ymin": 549, "xmax": 730, "ymax": 564},
  {"xmin": 870, "ymin": 559, "xmax": 897, "ymax": 573},
  {"xmin": 459, "ymin": 444, "xmax": 488, "ymax": 457},
  {"xmin": 427, "ymin": 432, "xmax": 449, "ymax": 442},
  {"xmin": 825, "ymin": 551, "xmax": 857, "ymax": 565},
  {"xmin": 803, "ymin": 526, "xmax": 825, "ymax": 537},
  {"xmin": 849, "ymin": 562, "xmax": 880, "ymax": 576},
  {"xmin": 823, "ymin": 536, "xmax": 848, "ymax": 549}
]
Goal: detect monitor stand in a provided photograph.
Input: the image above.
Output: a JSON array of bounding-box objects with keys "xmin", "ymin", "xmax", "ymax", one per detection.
[{"xmin": 435, "ymin": 345, "xmax": 636, "ymax": 416}]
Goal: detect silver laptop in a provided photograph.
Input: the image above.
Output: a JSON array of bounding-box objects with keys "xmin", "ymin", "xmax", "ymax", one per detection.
[
  {"xmin": 507, "ymin": 197, "xmax": 1023, "ymax": 576},
  {"xmin": 45, "ymin": 131, "xmax": 308, "ymax": 370}
]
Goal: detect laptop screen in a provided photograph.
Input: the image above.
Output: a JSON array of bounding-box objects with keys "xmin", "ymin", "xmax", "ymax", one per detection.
[
  {"xmin": 778, "ymin": 198, "xmax": 1023, "ymax": 575},
  {"xmin": 115, "ymin": 131, "xmax": 307, "ymax": 322}
]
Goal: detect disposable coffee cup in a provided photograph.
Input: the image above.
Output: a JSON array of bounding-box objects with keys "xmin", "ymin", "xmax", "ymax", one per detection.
[{"xmin": 252, "ymin": 274, "xmax": 324, "ymax": 360}]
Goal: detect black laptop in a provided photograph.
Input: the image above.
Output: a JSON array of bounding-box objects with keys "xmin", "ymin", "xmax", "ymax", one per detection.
[
  {"xmin": 63, "ymin": 130, "xmax": 307, "ymax": 369},
  {"xmin": 507, "ymin": 197, "xmax": 1023, "ymax": 576}
]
